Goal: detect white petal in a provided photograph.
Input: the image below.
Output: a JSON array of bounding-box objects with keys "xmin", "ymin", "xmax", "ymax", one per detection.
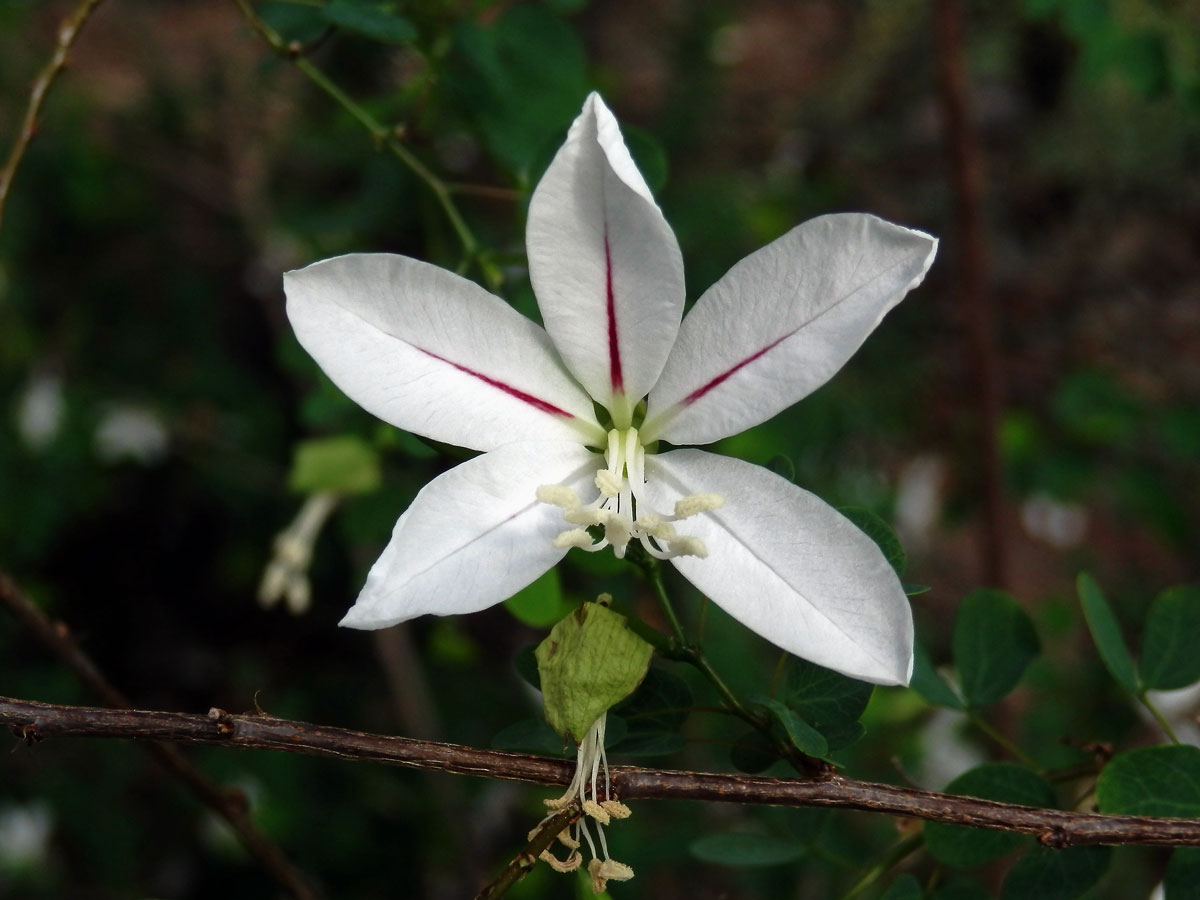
[
  {"xmin": 285, "ymin": 254, "xmax": 604, "ymax": 451},
  {"xmin": 645, "ymin": 449, "xmax": 914, "ymax": 685},
  {"xmin": 643, "ymin": 214, "xmax": 937, "ymax": 445},
  {"xmin": 341, "ymin": 442, "xmax": 598, "ymax": 628},
  {"xmin": 527, "ymin": 93, "xmax": 685, "ymax": 422}
]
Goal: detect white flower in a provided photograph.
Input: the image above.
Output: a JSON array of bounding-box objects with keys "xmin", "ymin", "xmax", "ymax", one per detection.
[{"xmin": 284, "ymin": 93, "xmax": 937, "ymax": 686}]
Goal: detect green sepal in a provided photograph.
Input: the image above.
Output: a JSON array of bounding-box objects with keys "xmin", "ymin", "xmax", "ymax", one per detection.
[{"xmin": 535, "ymin": 601, "xmax": 654, "ymax": 742}]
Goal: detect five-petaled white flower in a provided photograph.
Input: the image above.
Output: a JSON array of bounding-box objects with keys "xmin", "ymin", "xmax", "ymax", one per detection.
[{"xmin": 285, "ymin": 93, "xmax": 937, "ymax": 686}]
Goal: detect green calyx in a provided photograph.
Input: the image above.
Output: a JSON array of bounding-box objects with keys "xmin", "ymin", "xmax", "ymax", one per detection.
[{"xmin": 535, "ymin": 597, "xmax": 655, "ymax": 743}]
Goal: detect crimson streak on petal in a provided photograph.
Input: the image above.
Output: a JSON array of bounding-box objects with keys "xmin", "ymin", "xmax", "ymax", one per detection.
[
  {"xmin": 681, "ymin": 334, "xmax": 791, "ymax": 406},
  {"xmin": 604, "ymin": 234, "xmax": 625, "ymax": 395},
  {"xmin": 416, "ymin": 346, "xmax": 575, "ymax": 417}
]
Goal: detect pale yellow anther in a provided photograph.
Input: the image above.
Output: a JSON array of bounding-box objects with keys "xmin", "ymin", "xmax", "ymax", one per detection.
[
  {"xmin": 542, "ymin": 795, "xmax": 572, "ymax": 811},
  {"xmin": 634, "ymin": 512, "xmax": 662, "ymax": 531},
  {"xmin": 557, "ymin": 828, "xmax": 580, "ymax": 850},
  {"xmin": 589, "ymin": 857, "xmax": 635, "ymax": 892},
  {"xmin": 594, "ymin": 469, "xmax": 623, "ymax": 497},
  {"xmin": 600, "ymin": 799, "xmax": 631, "ymax": 819},
  {"xmin": 672, "ymin": 536, "xmax": 708, "ymax": 558},
  {"xmin": 537, "ymin": 484, "xmax": 580, "ymax": 508},
  {"xmin": 564, "ymin": 507, "xmax": 599, "ymax": 526},
  {"xmin": 588, "ymin": 858, "xmax": 606, "ymax": 893},
  {"xmin": 599, "ymin": 859, "xmax": 635, "ymax": 882},
  {"xmin": 540, "ymin": 848, "xmax": 582, "ymax": 873},
  {"xmin": 674, "ymin": 493, "xmax": 725, "ymax": 518},
  {"xmin": 582, "ymin": 799, "xmax": 610, "ymax": 825},
  {"xmin": 553, "ymin": 529, "xmax": 595, "ymax": 549}
]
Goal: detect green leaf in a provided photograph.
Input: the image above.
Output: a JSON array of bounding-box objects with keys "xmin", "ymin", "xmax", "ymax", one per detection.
[
  {"xmin": 607, "ymin": 730, "xmax": 685, "ymax": 757},
  {"xmin": 925, "ymin": 764, "xmax": 1055, "ymax": 868},
  {"xmin": 1140, "ymin": 586, "xmax": 1200, "ymax": 690},
  {"xmin": 504, "ymin": 569, "xmax": 572, "ymax": 627},
  {"xmin": 839, "ymin": 507, "xmax": 906, "ymax": 576},
  {"xmin": 910, "ymin": 641, "xmax": 965, "ymax": 710},
  {"xmin": 1077, "ymin": 572, "xmax": 1140, "ymax": 693},
  {"xmin": 535, "ymin": 602, "xmax": 654, "ymax": 742},
  {"xmin": 258, "ymin": 1, "xmax": 328, "ymax": 43},
  {"xmin": 622, "ymin": 127, "xmax": 669, "ymax": 194},
  {"xmin": 1096, "ymin": 745, "xmax": 1200, "ymax": 817},
  {"xmin": 766, "ymin": 454, "xmax": 796, "ymax": 482},
  {"xmin": 999, "ymin": 845, "xmax": 1111, "ymax": 900},
  {"xmin": 288, "ymin": 434, "xmax": 381, "ymax": 494},
  {"xmin": 321, "ymin": 2, "xmax": 417, "ymax": 44},
  {"xmin": 750, "ymin": 696, "xmax": 828, "ymax": 758},
  {"xmin": 490, "ymin": 718, "xmax": 567, "ymax": 755},
  {"xmin": 931, "ymin": 879, "xmax": 991, "ymax": 900},
  {"xmin": 953, "ymin": 589, "xmax": 1040, "ymax": 707},
  {"xmin": 689, "ymin": 832, "xmax": 803, "ymax": 868},
  {"xmin": 783, "ymin": 657, "xmax": 874, "ymax": 749},
  {"xmin": 881, "ymin": 874, "xmax": 924, "ymax": 900},
  {"xmin": 614, "ymin": 665, "xmax": 692, "ymax": 733},
  {"xmin": 1164, "ymin": 847, "xmax": 1200, "ymax": 900},
  {"xmin": 446, "ymin": 5, "xmax": 588, "ymax": 176},
  {"xmin": 514, "ymin": 643, "xmax": 541, "ymax": 690},
  {"xmin": 729, "ymin": 729, "xmax": 782, "ymax": 774}
]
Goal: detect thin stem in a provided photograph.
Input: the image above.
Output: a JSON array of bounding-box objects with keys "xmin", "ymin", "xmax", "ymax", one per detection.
[
  {"xmin": 0, "ymin": 0, "xmax": 108, "ymax": 233},
  {"xmin": 231, "ymin": 0, "xmax": 494, "ymax": 287},
  {"xmin": 638, "ymin": 557, "xmax": 824, "ymax": 775},
  {"xmin": 836, "ymin": 833, "xmax": 923, "ymax": 900},
  {"xmin": 642, "ymin": 556, "xmax": 687, "ymax": 648},
  {"xmin": 968, "ymin": 711, "xmax": 1040, "ymax": 770},
  {"xmin": 475, "ymin": 805, "xmax": 577, "ymax": 900},
  {"xmin": 1138, "ymin": 692, "xmax": 1181, "ymax": 744},
  {"xmin": 769, "ymin": 651, "xmax": 789, "ymax": 698}
]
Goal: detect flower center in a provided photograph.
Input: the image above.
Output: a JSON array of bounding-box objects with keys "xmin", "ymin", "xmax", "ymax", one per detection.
[{"xmin": 536, "ymin": 427, "xmax": 723, "ymax": 560}]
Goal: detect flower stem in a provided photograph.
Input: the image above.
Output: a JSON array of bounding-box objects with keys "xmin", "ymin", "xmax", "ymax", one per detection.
[
  {"xmin": 835, "ymin": 833, "xmax": 923, "ymax": 900},
  {"xmin": 967, "ymin": 711, "xmax": 1040, "ymax": 770},
  {"xmin": 231, "ymin": 0, "xmax": 494, "ymax": 288},
  {"xmin": 1138, "ymin": 692, "xmax": 1181, "ymax": 744},
  {"xmin": 638, "ymin": 557, "xmax": 826, "ymax": 775}
]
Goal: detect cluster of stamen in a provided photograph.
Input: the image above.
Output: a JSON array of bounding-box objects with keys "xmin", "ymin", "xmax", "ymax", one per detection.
[
  {"xmin": 537, "ymin": 428, "xmax": 723, "ymax": 561},
  {"xmin": 534, "ymin": 714, "xmax": 635, "ymax": 891}
]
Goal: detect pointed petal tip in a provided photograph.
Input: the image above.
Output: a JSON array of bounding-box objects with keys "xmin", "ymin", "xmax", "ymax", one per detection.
[{"xmin": 337, "ymin": 604, "xmax": 384, "ymax": 630}]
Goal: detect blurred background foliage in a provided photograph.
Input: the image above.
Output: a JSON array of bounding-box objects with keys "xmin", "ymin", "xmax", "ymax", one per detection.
[{"xmin": 2, "ymin": 0, "xmax": 1199, "ymax": 897}]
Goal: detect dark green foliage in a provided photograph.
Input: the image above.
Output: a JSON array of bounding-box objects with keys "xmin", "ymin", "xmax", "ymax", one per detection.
[
  {"xmin": 839, "ymin": 506, "xmax": 907, "ymax": 576},
  {"xmin": 953, "ymin": 590, "xmax": 1040, "ymax": 707},
  {"xmin": 910, "ymin": 641, "xmax": 965, "ymax": 710},
  {"xmin": 1000, "ymin": 846, "xmax": 1111, "ymax": 900},
  {"xmin": 444, "ymin": 5, "xmax": 588, "ymax": 178},
  {"xmin": 782, "ymin": 658, "xmax": 874, "ymax": 750},
  {"xmin": 1139, "ymin": 586, "xmax": 1200, "ymax": 690},
  {"xmin": 925, "ymin": 764, "xmax": 1055, "ymax": 868},
  {"xmin": 689, "ymin": 832, "xmax": 804, "ymax": 868},
  {"xmin": 1078, "ymin": 572, "xmax": 1140, "ymax": 694},
  {"xmin": 322, "ymin": 2, "xmax": 417, "ymax": 44},
  {"xmin": 1165, "ymin": 848, "xmax": 1200, "ymax": 900},
  {"xmin": 1096, "ymin": 745, "xmax": 1200, "ymax": 817},
  {"xmin": 4, "ymin": 0, "xmax": 1200, "ymax": 896}
]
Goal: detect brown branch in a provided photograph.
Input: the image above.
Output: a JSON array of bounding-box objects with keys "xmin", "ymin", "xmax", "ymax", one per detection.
[
  {"xmin": 0, "ymin": 571, "xmax": 321, "ymax": 900},
  {"xmin": 475, "ymin": 806, "xmax": 578, "ymax": 900},
  {"xmin": 0, "ymin": 0, "xmax": 108, "ymax": 233},
  {"xmin": 6, "ymin": 695, "xmax": 1200, "ymax": 850},
  {"xmin": 934, "ymin": 0, "xmax": 1009, "ymax": 589}
]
